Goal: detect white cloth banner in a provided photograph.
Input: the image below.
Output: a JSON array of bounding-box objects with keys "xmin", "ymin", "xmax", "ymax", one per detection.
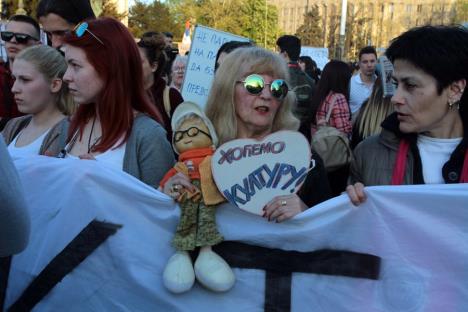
[{"xmin": 5, "ymin": 156, "xmax": 468, "ymax": 311}]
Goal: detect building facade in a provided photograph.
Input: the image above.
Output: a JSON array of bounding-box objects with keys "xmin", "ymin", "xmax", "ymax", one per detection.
[{"xmin": 269, "ymin": 0, "xmax": 458, "ymax": 58}]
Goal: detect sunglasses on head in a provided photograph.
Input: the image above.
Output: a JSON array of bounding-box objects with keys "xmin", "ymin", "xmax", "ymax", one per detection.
[
  {"xmin": 74, "ymin": 22, "xmax": 104, "ymax": 46},
  {"xmin": 237, "ymin": 74, "xmax": 289, "ymax": 100},
  {"xmin": 1, "ymin": 31, "xmax": 38, "ymax": 44},
  {"xmin": 174, "ymin": 126, "xmax": 212, "ymax": 143}
]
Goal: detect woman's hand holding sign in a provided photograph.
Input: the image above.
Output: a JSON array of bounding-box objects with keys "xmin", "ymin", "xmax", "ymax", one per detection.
[{"xmin": 263, "ymin": 194, "xmax": 307, "ymax": 223}]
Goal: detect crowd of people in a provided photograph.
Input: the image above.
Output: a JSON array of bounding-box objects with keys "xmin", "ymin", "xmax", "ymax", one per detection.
[{"xmin": 1, "ymin": 0, "xmax": 467, "ymax": 306}]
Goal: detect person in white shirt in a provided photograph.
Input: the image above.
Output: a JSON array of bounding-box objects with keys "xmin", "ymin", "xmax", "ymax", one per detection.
[{"xmin": 349, "ymin": 46, "xmax": 377, "ymax": 116}]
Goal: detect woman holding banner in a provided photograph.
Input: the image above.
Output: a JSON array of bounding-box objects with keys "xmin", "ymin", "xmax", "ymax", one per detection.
[
  {"xmin": 347, "ymin": 25, "xmax": 468, "ymax": 205},
  {"xmin": 61, "ymin": 18, "xmax": 175, "ymax": 188},
  {"xmin": 165, "ymin": 47, "xmax": 332, "ymax": 222}
]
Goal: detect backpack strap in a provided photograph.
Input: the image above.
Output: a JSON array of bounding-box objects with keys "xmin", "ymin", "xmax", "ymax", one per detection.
[
  {"xmin": 391, "ymin": 139, "xmax": 410, "ymax": 185},
  {"xmin": 325, "ymin": 93, "xmax": 338, "ymax": 123},
  {"xmin": 163, "ymin": 86, "xmax": 171, "ymax": 118}
]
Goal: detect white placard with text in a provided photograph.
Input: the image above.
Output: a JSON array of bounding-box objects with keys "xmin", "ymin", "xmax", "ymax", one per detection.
[{"xmin": 181, "ymin": 25, "xmax": 249, "ymax": 109}]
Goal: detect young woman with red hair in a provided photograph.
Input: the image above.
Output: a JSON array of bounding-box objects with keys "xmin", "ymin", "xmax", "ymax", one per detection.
[{"xmin": 61, "ymin": 17, "xmax": 175, "ymax": 188}]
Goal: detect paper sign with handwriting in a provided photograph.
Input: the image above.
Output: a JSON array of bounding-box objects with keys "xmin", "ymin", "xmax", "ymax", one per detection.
[
  {"xmin": 211, "ymin": 131, "xmax": 311, "ymax": 215},
  {"xmin": 181, "ymin": 25, "xmax": 249, "ymax": 109}
]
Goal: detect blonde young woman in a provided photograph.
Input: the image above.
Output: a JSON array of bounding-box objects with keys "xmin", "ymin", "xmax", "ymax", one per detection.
[
  {"xmin": 350, "ymin": 77, "xmax": 394, "ymax": 149},
  {"xmin": 2, "ymin": 45, "xmax": 74, "ymax": 159}
]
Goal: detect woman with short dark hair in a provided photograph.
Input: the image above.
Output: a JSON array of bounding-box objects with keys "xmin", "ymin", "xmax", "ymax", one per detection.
[{"xmin": 347, "ymin": 25, "xmax": 468, "ymax": 205}]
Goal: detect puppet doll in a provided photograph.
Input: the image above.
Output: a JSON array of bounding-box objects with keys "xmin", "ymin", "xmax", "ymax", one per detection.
[{"xmin": 160, "ymin": 102, "xmax": 235, "ymax": 294}]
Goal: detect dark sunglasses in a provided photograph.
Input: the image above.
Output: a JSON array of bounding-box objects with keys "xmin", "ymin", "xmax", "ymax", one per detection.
[
  {"xmin": 1, "ymin": 31, "xmax": 38, "ymax": 44},
  {"xmin": 174, "ymin": 126, "xmax": 212, "ymax": 143},
  {"xmin": 237, "ymin": 74, "xmax": 289, "ymax": 100},
  {"xmin": 74, "ymin": 22, "xmax": 104, "ymax": 46}
]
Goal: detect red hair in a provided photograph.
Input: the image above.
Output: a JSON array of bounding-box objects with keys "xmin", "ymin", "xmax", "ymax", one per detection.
[{"xmin": 64, "ymin": 17, "xmax": 163, "ymax": 152}]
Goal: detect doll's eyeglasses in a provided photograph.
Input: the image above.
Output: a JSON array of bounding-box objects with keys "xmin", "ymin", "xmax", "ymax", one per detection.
[
  {"xmin": 174, "ymin": 127, "xmax": 212, "ymax": 143},
  {"xmin": 74, "ymin": 22, "xmax": 104, "ymax": 46},
  {"xmin": 236, "ymin": 74, "xmax": 289, "ymax": 100}
]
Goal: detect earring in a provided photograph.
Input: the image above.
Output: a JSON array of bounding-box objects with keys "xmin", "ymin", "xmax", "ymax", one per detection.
[{"xmin": 448, "ymin": 100, "xmax": 460, "ymax": 110}]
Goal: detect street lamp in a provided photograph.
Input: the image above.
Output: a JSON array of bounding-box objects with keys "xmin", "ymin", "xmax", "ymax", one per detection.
[
  {"xmin": 338, "ymin": 0, "xmax": 347, "ymax": 60},
  {"xmin": 264, "ymin": 0, "xmax": 267, "ymax": 48}
]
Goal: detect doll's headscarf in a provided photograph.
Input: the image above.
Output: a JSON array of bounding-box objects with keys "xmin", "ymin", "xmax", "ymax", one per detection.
[{"xmin": 171, "ymin": 101, "xmax": 219, "ymax": 154}]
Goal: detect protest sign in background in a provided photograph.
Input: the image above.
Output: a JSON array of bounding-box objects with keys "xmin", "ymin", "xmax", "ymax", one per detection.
[
  {"xmin": 3, "ymin": 156, "xmax": 468, "ymax": 311},
  {"xmin": 300, "ymin": 46, "xmax": 329, "ymax": 70},
  {"xmin": 181, "ymin": 25, "xmax": 249, "ymax": 109},
  {"xmin": 1, "ymin": 23, "xmax": 6, "ymax": 62}
]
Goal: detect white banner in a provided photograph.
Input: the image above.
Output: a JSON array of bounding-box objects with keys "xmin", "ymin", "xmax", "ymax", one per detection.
[{"xmin": 4, "ymin": 156, "xmax": 468, "ymax": 311}]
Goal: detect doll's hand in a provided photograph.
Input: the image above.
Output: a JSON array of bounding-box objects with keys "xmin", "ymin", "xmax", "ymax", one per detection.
[
  {"xmin": 263, "ymin": 194, "xmax": 307, "ymax": 223},
  {"xmin": 163, "ymin": 172, "xmax": 197, "ymax": 199}
]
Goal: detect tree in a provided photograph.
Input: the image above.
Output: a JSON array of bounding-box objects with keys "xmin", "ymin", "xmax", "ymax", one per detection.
[
  {"xmin": 295, "ymin": 5, "xmax": 323, "ymax": 47},
  {"xmin": 128, "ymin": 0, "xmax": 179, "ymax": 39},
  {"xmin": 344, "ymin": 6, "xmax": 371, "ymax": 60},
  {"xmin": 93, "ymin": 0, "xmax": 127, "ymax": 20},
  {"xmin": 1, "ymin": 0, "xmax": 40, "ymax": 19},
  {"xmin": 239, "ymin": 0, "xmax": 279, "ymax": 48},
  {"xmin": 167, "ymin": 0, "xmax": 279, "ymax": 48},
  {"xmin": 451, "ymin": 0, "xmax": 468, "ymax": 24}
]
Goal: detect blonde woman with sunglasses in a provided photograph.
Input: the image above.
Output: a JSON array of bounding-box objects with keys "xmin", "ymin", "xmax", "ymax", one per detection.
[
  {"xmin": 2, "ymin": 45, "xmax": 74, "ymax": 159},
  {"xmin": 202, "ymin": 47, "xmax": 331, "ymax": 221}
]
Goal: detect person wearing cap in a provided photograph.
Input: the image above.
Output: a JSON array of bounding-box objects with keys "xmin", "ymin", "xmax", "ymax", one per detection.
[{"xmin": 159, "ymin": 101, "xmax": 235, "ymax": 294}]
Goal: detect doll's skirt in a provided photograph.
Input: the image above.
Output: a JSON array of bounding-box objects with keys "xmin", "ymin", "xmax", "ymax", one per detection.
[{"xmin": 173, "ymin": 179, "xmax": 223, "ymax": 250}]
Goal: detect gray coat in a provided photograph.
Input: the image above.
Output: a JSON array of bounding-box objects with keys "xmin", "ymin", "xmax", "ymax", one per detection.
[
  {"xmin": 0, "ymin": 136, "xmax": 29, "ymax": 256},
  {"xmin": 349, "ymin": 128, "xmax": 415, "ymax": 186},
  {"xmin": 122, "ymin": 114, "xmax": 175, "ymax": 188}
]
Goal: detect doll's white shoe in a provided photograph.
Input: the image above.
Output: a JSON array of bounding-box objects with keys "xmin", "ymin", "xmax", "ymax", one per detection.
[
  {"xmin": 194, "ymin": 246, "xmax": 235, "ymax": 292},
  {"xmin": 163, "ymin": 251, "xmax": 195, "ymax": 293}
]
